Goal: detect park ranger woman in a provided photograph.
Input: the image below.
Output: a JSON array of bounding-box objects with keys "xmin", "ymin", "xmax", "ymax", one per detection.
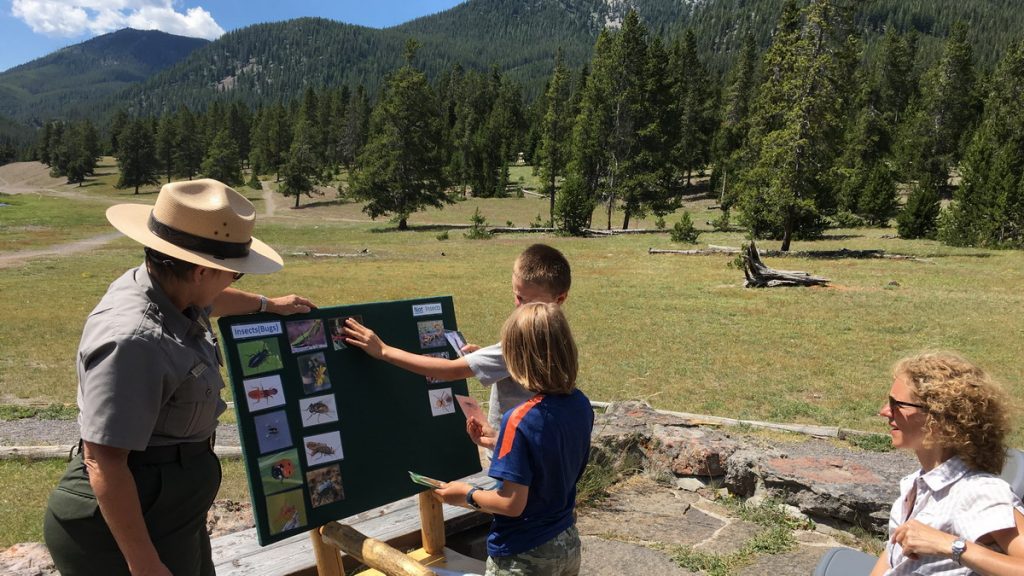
[{"xmin": 43, "ymin": 179, "xmax": 314, "ymax": 576}]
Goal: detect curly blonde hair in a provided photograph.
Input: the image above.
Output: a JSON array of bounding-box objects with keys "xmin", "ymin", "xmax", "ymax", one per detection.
[{"xmin": 895, "ymin": 352, "xmax": 1011, "ymax": 474}]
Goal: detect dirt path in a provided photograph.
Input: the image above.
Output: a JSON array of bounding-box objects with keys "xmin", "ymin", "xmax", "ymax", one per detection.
[{"xmin": 260, "ymin": 180, "xmax": 276, "ymax": 217}]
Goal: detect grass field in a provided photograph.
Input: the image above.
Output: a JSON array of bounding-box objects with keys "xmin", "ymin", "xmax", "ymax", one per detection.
[{"xmin": 2, "ymin": 161, "xmax": 1023, "ymax": 546}]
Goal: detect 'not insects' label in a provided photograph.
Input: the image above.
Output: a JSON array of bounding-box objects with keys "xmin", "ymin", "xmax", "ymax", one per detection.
[
  {"xmin": 232, "ymin": 321, "xmax": 284, "ymax": 340},
  {"xmin": 411, "ymin": 302, "xmax": 443, "ymax": 317}
]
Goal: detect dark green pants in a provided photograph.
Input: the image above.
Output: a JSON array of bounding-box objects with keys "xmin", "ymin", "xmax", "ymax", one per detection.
[{"xmin": 43, "ymin": 448, "xmax": 221, "ymax": 576}]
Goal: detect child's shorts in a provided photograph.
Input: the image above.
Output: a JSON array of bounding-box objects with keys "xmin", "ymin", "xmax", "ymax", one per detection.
[{"xmin": 485, "ymin": 525, "xmax": 581, "ymax": 576}]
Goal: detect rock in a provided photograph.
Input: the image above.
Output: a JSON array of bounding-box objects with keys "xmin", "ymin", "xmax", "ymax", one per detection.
[
  {"xmin": 675, "ymin": 477, "xmax": 706, "ymax": 492},
  {"xmin": 723, "ymin": 448, "xmax": 764, "ymax": 497},
  {"xmin": 207, "ymin": 499, "xmax": 255, "ymax": 538},
  {"xmin": 0, "ymin": 543, "xmax": 56, "ymax": 576},
  {"xmin": 650, "ymin": 424, "xmax": 740, "ymax": 477},
  {"xmin": 580, "ymin": 536, "xmax": 696, "ymax": 575}
]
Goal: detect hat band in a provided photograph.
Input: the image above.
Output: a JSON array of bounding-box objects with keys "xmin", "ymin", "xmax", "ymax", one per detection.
[{"xmin": 148, "ymin": 214, "xmax": 252, "ymax": 260}]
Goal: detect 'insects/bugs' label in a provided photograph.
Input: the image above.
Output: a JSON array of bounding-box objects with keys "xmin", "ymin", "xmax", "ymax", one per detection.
[{"xmin": 232, "ymin": 321, "xmax": 284, "ymax": 340}]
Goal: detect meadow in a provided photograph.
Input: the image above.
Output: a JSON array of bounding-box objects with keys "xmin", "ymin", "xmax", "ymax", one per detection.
[{"xmin": 1, "ymin": 161, "xmax": 1023, "ymax": 545}]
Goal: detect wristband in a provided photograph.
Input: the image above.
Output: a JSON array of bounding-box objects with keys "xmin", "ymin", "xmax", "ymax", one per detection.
[
  {"xmin": 258, "ymin": 295, "xmax": 268, "ymax": 313},
  {"xmin": 466, "ymin": 487, "xmax": 481, "ymax": 509}
]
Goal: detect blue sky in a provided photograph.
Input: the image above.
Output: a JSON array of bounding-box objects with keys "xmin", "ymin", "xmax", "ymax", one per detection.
[{"xmin": 0, "ymin": 0, "xmax": 466, "ymax": 73}]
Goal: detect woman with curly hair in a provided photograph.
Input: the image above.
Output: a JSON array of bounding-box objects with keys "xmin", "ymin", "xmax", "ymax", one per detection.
[{"xmin": 868, "ymin": 352, "xmax": 1024, "ymax": 575}]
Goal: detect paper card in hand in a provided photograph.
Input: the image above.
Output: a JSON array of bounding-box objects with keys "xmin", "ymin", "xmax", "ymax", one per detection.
[
  {"xmin": 408, "ymin": 470, "xmax": 444, "ymax": 489},
  {"xmin": 445, "ymin": 330, "xmax": 468, "ymax": 357},
  {"xmin": 455, "ymin": 394, "xmax": 487, "ymax": 424}
]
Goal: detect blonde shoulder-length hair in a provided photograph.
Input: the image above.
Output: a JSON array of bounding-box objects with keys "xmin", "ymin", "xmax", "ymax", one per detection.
[
  {"xmin": 501, "ymin": 302, "xmax": 578, "ymax": 395},
  {"xmin": 895, "ymin": 351, "xmax": 1012, "ymax": 474}
]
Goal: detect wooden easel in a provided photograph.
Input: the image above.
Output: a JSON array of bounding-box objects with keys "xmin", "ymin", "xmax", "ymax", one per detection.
[{"xmin": 309, "ymin": 492, "xmax": 485, "ymax": 575}]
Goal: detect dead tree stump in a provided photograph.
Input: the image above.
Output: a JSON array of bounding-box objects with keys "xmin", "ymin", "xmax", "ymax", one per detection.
[{"xmin": 742, "ymin": 241, "xmax": 829, "ymax": 288}]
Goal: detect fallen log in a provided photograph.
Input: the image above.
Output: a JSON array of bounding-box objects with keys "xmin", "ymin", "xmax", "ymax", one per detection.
[
  {"xmin": 289, "ymin": 250, "xmax": 372, "ymax": 258},
  {"xmin": 648, "ymin": 247, "xmax": 739, "ymax": 256},
  {"xmin": 742, "ymin": 241, "xmax": 829, "ymax": 288}
]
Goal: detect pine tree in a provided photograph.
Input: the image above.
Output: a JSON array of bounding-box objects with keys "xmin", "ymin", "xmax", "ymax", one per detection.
[
  {"xmin": 155, "ymin": 114, "xmax": 177, "ymax": 184},
  {"xmin": 670, "ymin": 29, "xmax": 717, "ymax": 189},
  {"xmin": 349, "ymin": 40, "xmax": 450, "ymax": 230},
  {"xmin": 174, "ymin": 107, "xmax": 204, "ymax": 180},
  {"xmin": 735, "ymin": 0, "xmax": 858, "ymax": 251},
  {"xmin": 897, "ymin": 180, "xmax": 941, "ymax": 239},
  {"xmin": 540, "ymin": 48, "xmax": 573, "ymax": 223},
  {"xmin": 117, "ymin": 119, "xmax": 159, "ymax": 194},
  {"xmin": 340, "ymin": 86, "xmax": 369, "ymax": 169},
  {"xmin": 941, "ymin": 39, "xmax": 1024, "ymax": 247},
  {"xmin": 202, "ymin": 129, "xmax": 243, "ymax": 186},
  {"xmin": 279, "ymin": 119, "xmax": 320, "ymax": 208},
  {"xmin": 711, "ymin": 31, "xmax": 757, "ymax": 209}
]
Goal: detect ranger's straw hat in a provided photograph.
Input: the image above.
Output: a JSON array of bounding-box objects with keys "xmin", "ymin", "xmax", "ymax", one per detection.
[{"xmin": 106, "ymin": 179, "xmax": 283, "ymax": 274}]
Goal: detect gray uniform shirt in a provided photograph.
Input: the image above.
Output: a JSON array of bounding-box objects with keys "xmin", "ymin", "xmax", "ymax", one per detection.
[
  {"xmin": 464, "ymin": 342, "xmax": 534, "ymax": 432},
  {"xmin": 76, "ymin": 265, "xmax": 226, "ymax": 451}
]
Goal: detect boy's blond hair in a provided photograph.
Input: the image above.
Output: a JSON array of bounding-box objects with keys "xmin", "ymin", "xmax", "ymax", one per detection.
[
  {"xmin": 501, "ymin": 303, "xmax": 578, "ymax": 395},
  {"xmin": 513, "ymin": 244, "xmax": 571, "ymax": 297}
]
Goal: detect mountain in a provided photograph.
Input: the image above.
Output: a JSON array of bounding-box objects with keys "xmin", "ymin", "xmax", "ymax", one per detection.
[
  {"xmin": 0, "ymin": 28, "xmax": 208, "ymax": 127},
  {"xmin": 4, "ymin": 0, "xmax": 1024, "ymax": 129}
]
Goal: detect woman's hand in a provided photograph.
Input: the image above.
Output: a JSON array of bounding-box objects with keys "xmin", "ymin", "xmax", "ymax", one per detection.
[{"xmin": 892, "ymin": 519, "xmax": 959, "ymax": 559}]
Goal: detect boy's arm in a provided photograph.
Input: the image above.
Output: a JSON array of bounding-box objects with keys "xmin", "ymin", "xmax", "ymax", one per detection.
[
  {"xmin": 344, "ymin": 318, "xmax": 474, "ymax": 381},
  {"xmin": 434, "ymin": 480, "xmax": 529, "ymax": 517}
]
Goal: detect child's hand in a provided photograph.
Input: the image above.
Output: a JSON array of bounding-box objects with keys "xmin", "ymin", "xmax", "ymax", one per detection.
[
  {"xmin": 433, "ymin": 481, "xmax": 472, "ymax": 507},
  {"xmin": 467, "ymin": 417, "xmax": 497, "ymax": 449},
  {"xmin": 461, "ymin": 343, "xmax": 481, "ymax": 354},
  {"xmin": 344, "ymin": 318, "xmax": 386, "ymax": 359}
]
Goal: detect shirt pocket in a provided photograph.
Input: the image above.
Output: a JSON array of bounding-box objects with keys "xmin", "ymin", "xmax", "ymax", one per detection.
[{"xmin": 156, "ymin": 362, "xmax": 219, "ymax": 438}]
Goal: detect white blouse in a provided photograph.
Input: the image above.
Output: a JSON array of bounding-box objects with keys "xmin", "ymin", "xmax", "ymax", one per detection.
[{"xmin": 885, "ymin": 456, "xmax": 1023, "ymax": 575}]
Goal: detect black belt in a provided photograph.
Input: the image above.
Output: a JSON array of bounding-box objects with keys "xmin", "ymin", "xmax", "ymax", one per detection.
[{"xmin": 127, "ymin": 436, "xmax": 214, "ymax": 465}]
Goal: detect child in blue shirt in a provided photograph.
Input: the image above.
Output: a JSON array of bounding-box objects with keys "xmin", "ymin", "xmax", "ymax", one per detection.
[{"xmin": 436, "ymin": 302, "xmax": 593, "ymax": 575}]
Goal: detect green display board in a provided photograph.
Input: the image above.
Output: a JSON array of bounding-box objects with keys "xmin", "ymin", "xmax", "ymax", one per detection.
[{"xmin": 219, "ymin": 296, "xmax": 482, "ymax": 546}]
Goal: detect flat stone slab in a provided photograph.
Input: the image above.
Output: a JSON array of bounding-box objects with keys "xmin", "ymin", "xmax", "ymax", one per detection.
[
  {"xmin": 580, "ymin": 536, "xmax": 696, "ymax": 576},
  {"xmin": 577, "ymin": 476, "xmax": 724, "ymax": 547},
  {"xmin": 736, "ymin": 543, "xmax": 837, "ymax": 576}
]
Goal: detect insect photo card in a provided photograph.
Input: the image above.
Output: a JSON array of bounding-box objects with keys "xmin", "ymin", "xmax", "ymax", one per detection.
[
  {"xmin": 297, "ymin": 351, "xmax": 331, "ymax": 395},
  {"xmin": 258, "ymin": 448, "xmax": 302, "ymax": 495},
  {"xmin": 307, "ymin": 465, "xmax": 345, "ymax": 508},
  {"xmin": 429, "ymin": 387, "xmax": 456, "ymax": 417},
  {"xmin": 238, "ymin": 337, "xmax": 283, "ymax": 377},
  {"xmin": 298, "ymin": 394, "xmax": 338, "ymax": 427},
  {"xmin": 286, "ymin": 319, "xmax": 327, "ymax": 353},
  {"xmin": 266, "ymin": 488, "xmax": 307, "ymax": 536},
  {"xmin": 417, "ymin": 319, "xmax": 446, "ymax": 349},
  {"xmin": 303, "ymin": 430, "xmax": 344, "ymax": 465},
  {"xmin": 254, "ymin": 409, "xmax": 293, "ymax": 455},
  {"xmin": 243, "ymin": 374, "xmax": 286, "ymax": 412}
]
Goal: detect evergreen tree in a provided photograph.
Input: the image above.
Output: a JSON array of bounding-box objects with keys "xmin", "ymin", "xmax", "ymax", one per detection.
[
  {"xmin": 670, "ymin": 29, "xmax": 717, "ymax": 189},
  {"xmin": 202, "ymin": 128, "xmax": 243, "ymax": 186},
  {"xmin": 349, "ymin": 40, "xmax": 450, "ymax": 230},
  {"xmin": 941, "ymin": 39, "xmax": 1024, "ymax": 247},
  {"xmin": 173, "ymin": 107, "xmax": 204, "ymax": 180},
  {"xmin": 858, "ymin": 162, "xmax": 899, "ymax": 226},
  {"xmin": 897, "ymin": 180, "xmax": 941, "ymax": 239},
  {"xmin": 279, "ymin": 119, "xmax": 321, "ymax": 208},
  {"xmin": 108, "ymin": 109, "xmax": 130, "ymax": 156},
  {"xmin": 117, "ymin": 119, "xmax": 159, "ymax": 194},
  {"xmin": 340, "ymin": 86, "xmax": 369, "ymax": 169},
  {"xmin": 711, "ymin": 31, "xmax": 757, "ymax": 209},
  {"xmin": 735, "ymin": 0, "xmax": 858, "ymax": 251},
  {"xmin": 155, "ymin": 114, "xmax": 177, "ymax": 184}
]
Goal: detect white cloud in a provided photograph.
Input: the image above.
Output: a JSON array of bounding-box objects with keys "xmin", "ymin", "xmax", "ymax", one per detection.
[{"xmin": 12, "ymin": 0, "xmax": 225, "ymax": 40}]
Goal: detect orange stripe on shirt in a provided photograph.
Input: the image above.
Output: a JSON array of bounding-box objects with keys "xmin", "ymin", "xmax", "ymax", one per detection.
[{"xmin": 497, "ymin": 394, "xmax": 544, "ymax": 460}]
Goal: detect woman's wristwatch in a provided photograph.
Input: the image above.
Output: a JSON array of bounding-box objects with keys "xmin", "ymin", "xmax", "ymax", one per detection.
[
  {"xmin": 258, "ymin": 295, "xmax": 268, "ymax": 313},
  {"xmin": 951, "ymin": 538, "xmax": 967, "ymax": 565}
]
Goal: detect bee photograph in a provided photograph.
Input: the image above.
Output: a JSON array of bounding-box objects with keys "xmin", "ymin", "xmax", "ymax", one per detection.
[
  {"xmin": 428, "ymin": 387, "xmax": 455, "ymax": 417},
  {"xmin": 303, "ymin": 431, "xmax": 344, "ymax": 465},
  {"xmin": 258, "ymin": 448, "xmax": 302, "ymax": 496},
  {"xmin": 297, "ymin": 352, "xmax": 332, "ymax": 395},
  {"xmin": 243, "ymin": 374, "xmax": 286, "ymax": 412},
  {"xmin": 306, "ymin": 465, "xmax": 345, "ymax": 508},
  {"xmin": 237, "ymin": 337, "xmax": 283, "ymax": 377},
  {"xmin": 254, "ymin": 410, "xmax": 293, "ymax": 454},
  {"xmin": 416, "ymin": 319, "xmax": 446, "ymax": 350},
  {"xmin": 286, "ymin": 319, "xmax": 327, "ymax": 353},
  {"xmin": 265, "ymin": 488, "xmax": 307, "ymax": 535},
  {"xmin": 298, "ymin": 394, "xmax": 338, "ymax": 427}
]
